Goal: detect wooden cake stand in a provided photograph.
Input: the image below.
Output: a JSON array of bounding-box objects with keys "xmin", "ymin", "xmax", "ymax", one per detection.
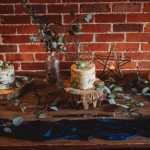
[{"xmin": 64, "ymin": 79, "xmax": 106, "ymax": 110}]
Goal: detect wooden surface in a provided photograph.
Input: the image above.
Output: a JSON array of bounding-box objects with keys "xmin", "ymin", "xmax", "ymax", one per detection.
[{"xmin": 0, "ymin": 78, "xmax": 150, "ymax": 150}]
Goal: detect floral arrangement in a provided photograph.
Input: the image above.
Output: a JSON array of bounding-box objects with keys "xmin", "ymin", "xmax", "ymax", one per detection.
[{"xmin": 21, "ymin": 0, "xmax": 93, "ymax": 54}]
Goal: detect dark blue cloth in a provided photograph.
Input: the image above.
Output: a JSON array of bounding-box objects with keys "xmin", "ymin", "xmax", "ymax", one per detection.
[{"xmin": 0, "ymin": 118, "xmax": 150, "ymax": 141}]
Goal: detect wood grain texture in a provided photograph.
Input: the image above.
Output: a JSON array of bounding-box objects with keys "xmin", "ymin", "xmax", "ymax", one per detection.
[{"xmin": 0, "ymin": 78, "xmax": 149, "ymax": 150}]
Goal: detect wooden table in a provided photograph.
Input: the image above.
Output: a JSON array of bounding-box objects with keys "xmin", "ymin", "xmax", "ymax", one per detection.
[{"xmin": 0, "ymin": 78, "xmax": 150, "ymax": 150}]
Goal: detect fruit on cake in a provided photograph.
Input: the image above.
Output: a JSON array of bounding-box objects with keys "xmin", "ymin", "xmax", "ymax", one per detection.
[
  {"xmin": 0, "ymin": 60, "xmax": 15, "ymax": 85},
  {"xmin": 71, "ymin": 61, "xmax": 96, "ymax": 89}
]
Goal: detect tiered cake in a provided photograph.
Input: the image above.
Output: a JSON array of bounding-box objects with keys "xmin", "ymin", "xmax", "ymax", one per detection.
[
  {"xmin": 0, "ymin": 61, "xmax": 15, "ymax": 85},
  {"xmin": 71, "ymin": 63, "xmax": 96, "ymax": 89}
]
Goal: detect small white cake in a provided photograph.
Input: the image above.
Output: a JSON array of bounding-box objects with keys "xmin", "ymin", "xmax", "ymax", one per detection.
[
  {"xmin": 0, "ymin": 61, "xmax": 15, "ymax": 85},
  {"xmin": 71, "ymin": 63, "xmax": 96, "ymax": 89}
]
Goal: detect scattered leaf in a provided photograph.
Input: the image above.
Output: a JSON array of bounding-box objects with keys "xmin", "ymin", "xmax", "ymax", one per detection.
[
  {"xmin": 142, "ymin": 87, "xmax": 150, "ymax": 94},
  {"xmin": 49, "ymin": 106, "xmax": 58, "ymax": 111},
  {"xmin": 12, "ymin": 116, "xmax": 23, "ymax": 126},
  {"xmin": 38, "ymin": 112, "xmax": 48, "ymax": 119},
  {"xmin": 3, "ymin": 127, "xmax": 12, "ymax": 133}
]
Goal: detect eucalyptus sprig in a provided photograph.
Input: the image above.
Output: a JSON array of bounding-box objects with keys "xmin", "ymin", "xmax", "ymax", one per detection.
[
  {"xmin": 95, "ymin": 77, "xmax": 144, "ymax": 117},
  {"xmin": 20, "ymin": 0, "xmax": 93, "ymax": 54}
]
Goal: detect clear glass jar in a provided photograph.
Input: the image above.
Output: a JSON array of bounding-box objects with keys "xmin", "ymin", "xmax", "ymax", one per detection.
[{"xmin": 46, "ymin": 53, "xmax": 60, "ymax": 83}]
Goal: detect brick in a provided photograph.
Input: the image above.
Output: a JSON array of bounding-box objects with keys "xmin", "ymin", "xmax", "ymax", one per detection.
[
  {"xmin": 19, "ymin": 44, "xmax": 46, "ymax": 52},
  {"xmin": 48, "ymin": 4, "xmax": 78, "ymax": 13},
  {"xmin": 16, "ymin": 70, "xmax": 46, "ymax": 77},
  {"xmin": 6, "ymin": 54, "xmax": 34, "ymax": 61},
  {"xmin": 82, "ymin": 24, "xmax": 111, "ymax": 33},
  {"xmin": 141, "ymin": 43, "xmax": 150, "ymax": 51},
  {"xmin": 127, "ymin": 33, "xmax": 150, "ymax": 42},
  {"xmin": 11, "ymin": 63, "xmax": 20, "ymax": 70},
  {"xmin": 29, "ymin": 0, "xmax": 61, "ymax": 3},
  {"xmin": 126, "ymin": 52, "xmax": 150, "ymax": 60},
  {"xmin": 17, "ymin": 25, "xmax": 38, "ymax": 34},
  {"xmin": 45, "ymin": 15, "xmax": 62, "ymax": 24},
  {"xmin": 0, "ymin": 5, "xmax": 14, "ymax": 14},
  {"xmin": 1, "ymin": 15, "xmax": 30, "ymax": 24},
  {"xmin": 0, "ymin": 55, "xmax": 3, "ymax": 60},
  {"xmin": 2, "ymin": 35, "xmax": 30, "ymax": 44},
  {"xmin": 112, "ymin": 3, "xmax": 141, "ymax": 12},
  {"xmin": 64, "ymin": 14, "xmax": 94, "ymax": 23},
  {"xmin": 81, "ymin": 4, "xmax": 110, "ymax": 13},
  {"xmin": 0, "ymin": 26, "xmax": 16, "ymax": 34},
  {"xmin": 127, "ymin": 13, "xmax": 150, "ymax": 22},
  {"xmin": 122, "ymin": 62, "xmax": 136, "ymax": 69},
  {"xmin": 114, "ymin": 43, "xmax": 139, "ymax": 51},
  {"xmin": 35, "ymin": 53, "xmax": 47, "ymax": 61},
  {"xmin": 48, "ymin": 25, "xmax": 71, "ymax": 33},
  {"xmin": 0, "ymin": 45, "xmax": 17, "ymax": 52},
  {"xmin": 21, "ymin": 62, "xmax": 46, "ymax": 70},
  {"xmin": 95, "ymin": 14, "xmax": 125, "ymax": 23},
  {"xmin": 144, "ymin": 24, "xmax": 150, "ymax": 32},
  {"xmin": 113, "ymin": 24, "xmax": 143, "ymax": 32},
  {"xmin": 66, "ymin": 34, "xmax": 93, "ymax": 42},
  {"xmin": 95, "ymin": 61, "xmax": 105, "ymax": 70},
  {"xmin": 143, "ymin": 3, "xmax": 150, "ymax": 12},
  {"xmin": 0, "ymin": 0, "xmax": 20, "ymax": 3},
  {"xmin": 86, "ymin": 43, "xmax": 109, "ymax": 51},
  {"xmin": 139, "ymin": 62, "xmax": 150, "ymax": 69},
  {"xmin": 15, "ymin": 5, "xmax": 46, "ymax": 14},
  {"xmin": 60, "ymin": 62, "xmax": 72, "ymax": 70},
  {"xmin": 96, "ymin": 34, "xmax": 124, "ymax": 42}
]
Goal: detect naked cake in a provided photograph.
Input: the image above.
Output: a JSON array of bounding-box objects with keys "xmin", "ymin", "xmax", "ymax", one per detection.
[{"xmin": 71, "ymin": 62, "xmax": 96, "ymax": 89}]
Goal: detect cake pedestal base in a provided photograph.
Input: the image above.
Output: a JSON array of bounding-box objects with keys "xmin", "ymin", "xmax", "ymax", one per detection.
[{"xmin": 64, "ymin": 79, "xmax": 106, "ymax": 110}]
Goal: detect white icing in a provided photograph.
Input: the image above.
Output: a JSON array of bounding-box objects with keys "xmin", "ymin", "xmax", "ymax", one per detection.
[
  {"xmin": 71, "ymin": 63, "xmax": 96, "ymax": 89},
  {"xmin": 0, "ymin": 65, "xmax": 15, "ymax": 85}
]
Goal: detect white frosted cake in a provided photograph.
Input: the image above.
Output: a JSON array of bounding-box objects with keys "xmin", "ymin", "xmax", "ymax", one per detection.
[
  {"xmin": 0, "ymin": 61, "xmax": 15, "ymax": 85},
  {"xmin": 71, "ymin": 62, "xmax": 96, "ymax": 89}
]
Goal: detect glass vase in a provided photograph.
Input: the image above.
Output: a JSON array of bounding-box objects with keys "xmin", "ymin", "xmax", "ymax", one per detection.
[{"xmin": 46, "ymin": 53, "xmax": 60, "ymax": 83}]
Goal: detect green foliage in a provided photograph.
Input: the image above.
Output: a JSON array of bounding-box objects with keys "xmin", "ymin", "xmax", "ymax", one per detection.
[
  {"xmin": 95, "ymin": 77, "xmax": 145, "ymax": 117},
  {"xmin": 21, "ymin": 1, "xmax": 93, "ymax": 54},
  {"xmin": 12, "ymin": 116, "xmax": 24, "ymax": 126}
]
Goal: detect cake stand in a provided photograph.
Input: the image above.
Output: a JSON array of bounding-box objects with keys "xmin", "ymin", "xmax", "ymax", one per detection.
[
  {"xmin": 64, "ymin": 79, "xmax": 106, "ymax": 110},
  {"xmin": 0, "ymin": 76, "xmax": 33, "ymax": 100}
]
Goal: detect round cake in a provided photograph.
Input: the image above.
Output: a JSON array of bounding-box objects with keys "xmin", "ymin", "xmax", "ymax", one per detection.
[
  {"xmin": 0, "ymin": 61, "xmax": 15, "ymax": 85},
  {"xmin": 71, "ymin": 63, "xmax": 96, "ymax": 89}
]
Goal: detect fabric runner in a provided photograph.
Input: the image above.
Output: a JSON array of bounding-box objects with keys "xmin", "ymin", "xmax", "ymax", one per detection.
[{"xmin": 0, "ymin": 118, "xmax": 150, "ymax": 141}]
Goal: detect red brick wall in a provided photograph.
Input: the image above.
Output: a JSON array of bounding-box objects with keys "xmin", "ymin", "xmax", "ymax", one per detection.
[{"xmin": 0, "ymin": 0, "xmax": 150, "ymax": 76}]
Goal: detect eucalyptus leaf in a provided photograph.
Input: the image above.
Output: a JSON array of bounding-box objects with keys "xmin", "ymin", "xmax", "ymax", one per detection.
[
  {"xmin": 108, "ymin": 77, "xmax": 115, "ymax": 83},
  {"xmin": 29, "ymin": 35, "xmax": 37, "ymax": 42},
  {"xmin": 38, "ymin": 112, "xmax": 48, "ymax": 119},
  {"xmin": 3, "ymin": 127, "xmax": 12, "ymax": 133},
  {"xmin": 84, "ymin": 13, "xmax": 93, "ymax": 23},
  {"xmin": 108, "ymin": 98, "xmax": 116, "ymax": 105},
  {"xmin": 129, "ymin": 112, "xmax": 142, "ymax": 117},
  {"xmin": 103, "ymin": 86, "xmax": 111, "ymax": 94},
  {"xmin": 52, "ymin": 42, "xmax": 58, "ymax": 48},
  {"xmin": 15, "ymin": 80, "xmax": 23, "ymax": 87},
  {"xmin": 49, "ymin": 106, "xmax": 58, "ymax": 111},
  {"xmin": 117, "ymin": 104, "xmax": 129, "ymax": 109},
  {"xmin": 12, "ymin": 116, "xmax": 23, "ymax": 126},
  {"xmin": 142, "ymin": 87, "xmax": 150, "ymax": 94}
]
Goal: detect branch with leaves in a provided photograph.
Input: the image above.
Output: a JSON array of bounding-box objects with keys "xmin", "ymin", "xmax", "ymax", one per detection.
[{"xmin": 20, "ymin": 0, "xmax": 93, "ymax": 55}]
